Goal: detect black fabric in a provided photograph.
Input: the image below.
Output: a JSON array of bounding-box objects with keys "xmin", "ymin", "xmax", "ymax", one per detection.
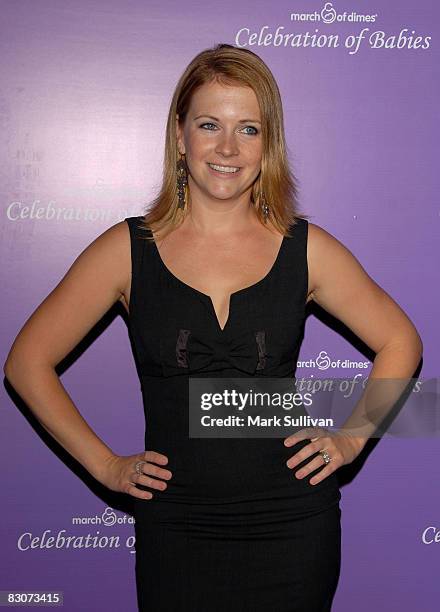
[{"xmin": 125, "ymin": 216, "xmax": 341, "ymax": 611}]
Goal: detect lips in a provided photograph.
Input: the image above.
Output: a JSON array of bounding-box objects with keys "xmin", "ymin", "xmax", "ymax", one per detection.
[{"xmin": 207, "ymin": 162, "xmax": 241, "ymax": 175}]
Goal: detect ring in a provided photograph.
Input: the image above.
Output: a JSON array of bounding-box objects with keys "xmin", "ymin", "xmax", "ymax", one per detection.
[
  {"xmin": 135, "ymin": 460, "xmax": 147, "ymax": 475},
  {"xmin": 319, "ymin": 449, "xmax": 331, "ymax": 465}
]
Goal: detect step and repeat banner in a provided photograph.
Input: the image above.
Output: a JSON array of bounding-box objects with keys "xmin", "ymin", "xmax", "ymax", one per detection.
[{"xmin": 1, "ymin": 1, "xmax": 438, "ymax": 610}]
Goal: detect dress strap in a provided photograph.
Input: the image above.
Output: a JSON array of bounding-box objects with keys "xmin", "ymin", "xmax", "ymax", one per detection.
[{"xmin": 124, "ymin": 215, "xmax": 154, "ymax": 315}]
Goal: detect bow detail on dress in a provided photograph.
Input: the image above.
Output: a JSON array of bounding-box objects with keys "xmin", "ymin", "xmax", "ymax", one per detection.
[{"xmin": 160, "ymin": 328, "xmax": 267, "ymax": 377}]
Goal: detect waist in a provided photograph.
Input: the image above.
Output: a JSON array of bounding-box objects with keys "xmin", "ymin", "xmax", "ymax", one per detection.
[{"xmin": 138, "ymin": 436, "xmax": 340, "ymax": 506}]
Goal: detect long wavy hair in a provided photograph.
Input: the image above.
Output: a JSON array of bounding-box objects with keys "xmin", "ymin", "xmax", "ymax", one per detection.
[{"xmin": 138, "ymin": 43, "xmax": 308, "ymax": 240}]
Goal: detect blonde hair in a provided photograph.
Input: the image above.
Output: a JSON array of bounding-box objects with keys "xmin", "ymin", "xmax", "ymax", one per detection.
[{"xmin": 139, "ymin": 43, "xmax": 308, "ymax": 240}]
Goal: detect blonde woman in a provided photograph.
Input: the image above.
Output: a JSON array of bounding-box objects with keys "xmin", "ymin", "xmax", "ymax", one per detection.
[{"xmin": 4, "ymin": 44, "xmax": 422, "ymax": 611}]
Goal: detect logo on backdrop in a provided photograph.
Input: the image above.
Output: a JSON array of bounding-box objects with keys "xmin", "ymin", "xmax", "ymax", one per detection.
[
  {"xmin": 16, "ymin": 507, "xmax": 137, "ymax": 555},
  {"xmin": 235, "ymin": 1, "xmax": 432, "ymax": 54},
  {"xmin": 297, "ymin": 350, "xmax": 370, "ymax": 370},
  {"xmin": 291, "ymin": 2, "xmax": 378, "ymax": 24},
  {"xmin": 71, "ymin": 506, "xmax": 133, "ymax": 527}
]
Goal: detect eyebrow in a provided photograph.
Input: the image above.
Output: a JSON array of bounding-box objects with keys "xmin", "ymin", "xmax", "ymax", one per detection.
[{"xmin": 193, "ymin": 114, "xmax": 261, "ymax": 124}]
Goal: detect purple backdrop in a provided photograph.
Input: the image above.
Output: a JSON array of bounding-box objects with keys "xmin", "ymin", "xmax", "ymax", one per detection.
[{"xmin": 1, "ymin": 1, "xmax": 438, "ymax": 610}]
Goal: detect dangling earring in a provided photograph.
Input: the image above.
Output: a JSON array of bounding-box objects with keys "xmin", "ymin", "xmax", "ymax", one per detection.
[
  {"xmin": 261, "ymin": 191, "xmax": 270, "ymax": 222},
  {"xmin": 176, "ymin": 153, "xmax": 188, "ymax": 210}
]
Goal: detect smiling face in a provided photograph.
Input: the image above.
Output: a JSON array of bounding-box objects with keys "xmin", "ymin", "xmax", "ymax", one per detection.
[{"xmin": 176, "ymin": 80, "xmax": 263, "ymax": 207}]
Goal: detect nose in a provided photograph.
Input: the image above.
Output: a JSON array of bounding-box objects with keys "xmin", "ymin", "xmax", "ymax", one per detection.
[{"xmin": 215, "ymin": 130, "xmax": 240, "ymax": 158}]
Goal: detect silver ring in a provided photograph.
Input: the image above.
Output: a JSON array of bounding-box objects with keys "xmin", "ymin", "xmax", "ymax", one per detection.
[
  {"xmin": 135, "ymin": 460, "xmax": 147, "ymax": 475},
  {"xmin": 319, "ymin": 449, "xmax": 331, "ymax": 465}
]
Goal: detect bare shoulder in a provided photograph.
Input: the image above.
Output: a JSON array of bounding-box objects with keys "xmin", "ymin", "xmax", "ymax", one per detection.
[
  {"xmin": 80, "ymin": 219, "xmax": 131, "ymax": 305},
  {"xmin": 305, "ymin": 222, "xmax": 339, "ymax": 303},
  {"xmin": 98, "ymin": 220, "xmax": 131, "ymax": 311},
  {"xmin": 306, "ymin": 221, "xmax": 422, "ymax": 354},
  {"xmin": 94, "ymin": 218, "xmax": 130, "ymax": 256},
  {"xmin": 307, "ymin": 221, "xmax": 345, "ymax": 254},
  {"xmin": 306, "ymin": 222, "xmax": 360, "ymax": 299}
]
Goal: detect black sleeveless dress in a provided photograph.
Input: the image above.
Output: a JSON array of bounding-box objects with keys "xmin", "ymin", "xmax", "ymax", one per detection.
[{"xmin": 125, "ymin": 215, "xmax": 341, "ymax": 612}]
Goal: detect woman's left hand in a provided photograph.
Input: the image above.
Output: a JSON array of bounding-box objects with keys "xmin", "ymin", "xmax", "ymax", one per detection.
[{"xmin": 283, "ymin": 427, "xmax": 364, "ymax": 485}]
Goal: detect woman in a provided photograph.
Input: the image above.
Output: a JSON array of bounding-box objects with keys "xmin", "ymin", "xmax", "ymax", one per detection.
[{"xmin": 4, "ymin": 44, "xmax": 422, "ymax": 611}]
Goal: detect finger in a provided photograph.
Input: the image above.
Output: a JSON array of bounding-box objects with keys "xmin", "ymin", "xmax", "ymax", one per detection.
[
  {"xmin": 294, "ymin": 454, "xmax": 328, "ymax": 480},
  {"xmin": 285, "ymin": 438, "xmax": 322, "ymax": 470},
  {"xmin": 308, "ymin": 463, "xmax": 336, "ymax": 486},
  {"xmin": 134, "ymin": 471, "xmax": 168, "ymax": 491},
  {"xmin": 284, "ymin": 426, "xmax": 325, "ymax": 447},
  {"xmin": 283, "ymin": 427, "xmax": 311, "ymax": 447},
  {"xmin": 127, "ymin": 482, "xmax": 154, "ymax": 500},
  {"xmin": 141, "ymin": 463, "xmax": 173, "ymax": 480},
  {"xmin": 135, "ymin": 460, "xmax": 172, "ymax": 481},
  {"xmin": 144, "ymin": 450, "xmax": 169, "ymax": 464}
]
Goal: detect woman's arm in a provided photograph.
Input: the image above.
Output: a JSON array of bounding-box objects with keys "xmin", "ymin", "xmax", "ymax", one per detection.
[
  {"xmin": 284, "ymin": 222, "xmax": 423, "ymax": 486},
  {"xmin": 307, "ymin": 222, "xmax": 423, "ymax": 448},
  {"xmin": 3, "ymin": 221, "xmax": 131, "ymax": 482}
]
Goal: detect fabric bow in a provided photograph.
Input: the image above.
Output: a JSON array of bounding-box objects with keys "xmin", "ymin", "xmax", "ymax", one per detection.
[{"xmin": 160, "ymin": 328, "xmax": 267, "ymax": 377}]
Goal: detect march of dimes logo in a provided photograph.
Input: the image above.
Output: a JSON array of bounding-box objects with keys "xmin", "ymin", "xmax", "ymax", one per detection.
[
  {"xmin": 70, "ymin": 506, "xmax": 134, "ymax": 527},
  {"xmin": 292, "ymin": 2, "xmax": 378, "ymax": 24},
  {"xmin": 298, "ymin": 350, "xmax": 370, "ymax": 370},
  {"xmin": 235, "ymin": 1, "xmax": 432, "ymax": 54}
]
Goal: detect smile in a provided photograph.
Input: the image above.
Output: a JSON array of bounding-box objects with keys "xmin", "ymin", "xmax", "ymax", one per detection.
[{"xmin": 207, "ymin": 163, "xmax": 241, "ymax": 174}]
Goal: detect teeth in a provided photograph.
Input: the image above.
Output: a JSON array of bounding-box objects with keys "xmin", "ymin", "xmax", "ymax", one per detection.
[{"xmin": 209, "ymin": 163, "xmax": 240, "ymax": 173}]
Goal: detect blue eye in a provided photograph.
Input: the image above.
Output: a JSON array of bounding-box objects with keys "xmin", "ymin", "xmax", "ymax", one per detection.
[
  {"xmin": 199, "ymin": 123, "xmax": 259, "ymax": 135},
  {"xmin": 242, "ymin": 126, "xmax": 259, "ymax": 135}
]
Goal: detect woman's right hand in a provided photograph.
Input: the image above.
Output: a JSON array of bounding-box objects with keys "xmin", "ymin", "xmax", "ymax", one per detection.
[{"xmin": 99, "ymin": 451, "xmax": 173, "ymax": 499}]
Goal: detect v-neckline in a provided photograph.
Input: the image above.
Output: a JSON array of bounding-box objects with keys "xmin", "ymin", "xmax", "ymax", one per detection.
[{"xmin": 149, "ymin": 227, "xmax": 287, "ymax": 334}]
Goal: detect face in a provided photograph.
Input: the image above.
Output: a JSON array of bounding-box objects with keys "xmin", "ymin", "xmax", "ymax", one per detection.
[{"xmin": 176, "ymin": 80, "xmax": 262, "ymax": 205}]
